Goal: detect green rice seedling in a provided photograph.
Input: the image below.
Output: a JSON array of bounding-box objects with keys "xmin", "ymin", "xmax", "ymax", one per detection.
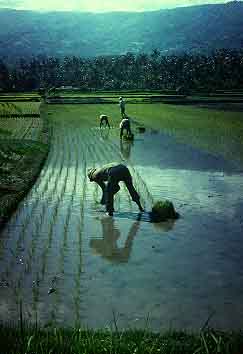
[
  {"xmin": 40, "ymin": 219, "xmax": 56, "ymax": 279},
  {"xmin": 151, "ymin": 200, "xmax": 179, "ymax": 222}
]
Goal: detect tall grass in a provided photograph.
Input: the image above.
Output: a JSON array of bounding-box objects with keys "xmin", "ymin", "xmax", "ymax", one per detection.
[{"xmin": 0, "ymin": 321, "xmax": 243, "ymax": 354}]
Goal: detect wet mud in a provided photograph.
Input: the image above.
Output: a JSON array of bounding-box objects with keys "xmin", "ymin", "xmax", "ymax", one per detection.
[{"xmin": 0, "ymin": 114, "xmax": 243, "ymax": 331}]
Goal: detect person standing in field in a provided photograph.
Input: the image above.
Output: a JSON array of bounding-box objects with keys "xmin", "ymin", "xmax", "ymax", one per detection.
[
  {"xmin": 87, "ymin": 163, "xmax": 144, "ymax": 216},
  {"xmin": 119, "ymin": 96, "xmax": 126, "ymax": 118}
]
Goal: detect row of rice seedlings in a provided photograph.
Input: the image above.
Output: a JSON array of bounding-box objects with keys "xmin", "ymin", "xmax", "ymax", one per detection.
[
  {"xmin": 19, "ymin": 118, "xmax": 36, "ymax": 140},
  {"xmin": 22, "ymin": 135, "xmax": 65, "ymax": 273},
  {"xmin": 38, "ymin": 121, "xmax": 75, "ymax": 282},
  {"xmin": 3, "ymin": 117, "xmax": 31, "ymax": 139},
  {"xmin": 40, "ymin": 133, "xmax": 65, "ymax": 201},
  {"xmin": 22, "ymin": 117, "xmax": 43, "ymax": 141},
  {"xmin": 82, "ymin": 129, "xmax": 97, "ymax": 165},
  {"xmin": 33, "ymin": 132, "xmax": 60, "ymax": 196},
  {"xmin": 57, "ymin": 127, "xmax": 78, "ymax": 276},
  {"xmin": 11, "ymin": 102, "xmax": 40, "ymax": 115},
  {"xmin": 31, "ymin": 272, "xmax": 40, "ymax": 326},
  {"xmin": 0, "ymin": 119, "xmax": 64, "ymax": 312},
  {"xmin": 72, "ymin": 130, "xmax": 92, "ymax": 322},
  {"xmin": 0, "ymin": 102, "xmax": 23, "ymax": 116},
  {"xmin": 83, "ymin": 129, "xmax": 106, "ymax": 202},
  {"xmin": 0, "ymin": 128, "xmax": 62, "ymax": 283},
  {"xmin": 74, "ymin": 173, "xmax": 86, "ymax": 326},
  {"xmin": 38, "ymin": 126, "xmax": 72, "ymax": 281},
  {"xmin": 30, "ymin": 126, "xmax": 58, "ymax": 195},
  {"xmin": 0, "ymin": 117, "xmax": 25, "ymax": 137},
  {"xmin": 40, "ymin": 190, "xmax": 64, "ymax": 281},
  {"xmin": 51, "ymin": 128, "xmax": 87, "ymax": 325},
  {"xmin": 43, "ymin": 127, "xmax": 81, "ymax": 323},
  {"xmin": 0, "ymin": 118, "xmax": 14, "ymax": 135},
  {"xmin": 4, "ymin": 149, "xmax": 58, "ymax": 271},
  {"xmin": 1, "ymin": 119, "xmax": 89, "ymax": 324},
  {"xmin": 37, "ymin": 124, "xmax": 72, "ymax": 277}
]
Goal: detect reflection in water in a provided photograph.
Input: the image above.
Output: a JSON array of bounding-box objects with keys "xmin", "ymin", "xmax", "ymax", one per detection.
[
  {"xmin": 120, "ymin": 138, "xmax": 133, "ymax": 160},
  {"xmin": 90, "ymin": 216, "xmax": 141, "ymax": 263},
  {"xmin": 115, "ymin": 211, "xmax": 176, "ymax": 233},
  {"xmin": 90, "ymin": 213, "xmax": 176, "ymax": 264},
  {"xmin": 100, "ymin": 128, "xmax": 110, "ymax": 141}
]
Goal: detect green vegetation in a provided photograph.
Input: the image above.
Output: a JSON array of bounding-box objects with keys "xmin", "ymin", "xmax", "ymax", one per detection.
[
  {"xmin": 48, "ymin": 101, "xmax": 243, "ymax": 168},
  {"xmin": 0, "ymin": 100, "xmax": 49, "ymax": 226},
  {"xmin": 1, "ymin": 322, "xmax": 243, "ymax": 354},
  {"xmin": 1, "ymin": 49, "xmax": 243, "ymax": 93},
  {"xmin": 151, "ymin": 200, "xmax": 178, "ymax": 222},
  {"xmin": 126, "ymin": 103, "xmax": 243, "ymax": 168},
  {"xmin": 2, "ymin": 96, "xmax": 242, "ymax": 228}
]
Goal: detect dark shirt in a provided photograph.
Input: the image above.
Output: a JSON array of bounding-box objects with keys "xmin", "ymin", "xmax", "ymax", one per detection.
[{"xmin": 91, "ymin": 163, "xmax": 129, "ymax": 183}]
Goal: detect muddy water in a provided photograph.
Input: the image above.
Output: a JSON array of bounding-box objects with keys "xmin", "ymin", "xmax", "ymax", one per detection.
[{"xmin": 1, "ymin": 117, "xmax": 243, "ymax": 331}]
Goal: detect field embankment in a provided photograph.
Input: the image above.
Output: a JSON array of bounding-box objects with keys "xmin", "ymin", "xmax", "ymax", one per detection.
[
  {"xmin": 1, "ymin": 325, "xmax": 243, "ymax": 354},
  {"xmin": 0, "ymin": 100, "xmax": 49, "ymax": 227}
]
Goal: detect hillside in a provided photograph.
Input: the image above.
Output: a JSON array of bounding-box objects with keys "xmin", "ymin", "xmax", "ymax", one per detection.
[{"xmin": 0, "ymin": 1, "xmax": 243, "ymax": 61}]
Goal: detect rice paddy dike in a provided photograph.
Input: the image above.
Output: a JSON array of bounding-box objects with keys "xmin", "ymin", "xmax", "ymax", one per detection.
[
  {"xmin": 0, "ymin": 98, "xmax": 49, "ymax": 226},
  {"xmin": 1, "ymin": 92, "xmax": 243, "ymax": 345}
]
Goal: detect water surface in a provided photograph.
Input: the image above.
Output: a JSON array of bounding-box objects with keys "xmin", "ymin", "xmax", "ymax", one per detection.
[{"xmin": 0, "ymin": 115, "xmax": 243, "ymax": 331}]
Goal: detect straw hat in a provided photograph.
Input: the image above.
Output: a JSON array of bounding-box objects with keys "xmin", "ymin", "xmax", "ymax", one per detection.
[{"xmin": 88, "ymin": 168, "xmax": 96, "ymax": 181}]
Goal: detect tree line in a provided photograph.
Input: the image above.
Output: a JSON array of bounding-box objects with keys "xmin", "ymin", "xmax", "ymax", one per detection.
[{"xmin": 0, "ymin": 49, "xmax": 243, "ymax": 92}]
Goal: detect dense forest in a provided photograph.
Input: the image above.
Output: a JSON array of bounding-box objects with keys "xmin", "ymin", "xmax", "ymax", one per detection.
[{"xmin": 0, "ymin": 49, "xmax": 243, "ymax": 92}]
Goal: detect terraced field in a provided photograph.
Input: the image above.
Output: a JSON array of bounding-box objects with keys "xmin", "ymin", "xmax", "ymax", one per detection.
[
  {"xmin": 0, "ymin": 103, "xmax": 243, "ymax": 331},
  {"xmin": 0, "ymin": 102, "xmax": 41, "ymax": 139}
]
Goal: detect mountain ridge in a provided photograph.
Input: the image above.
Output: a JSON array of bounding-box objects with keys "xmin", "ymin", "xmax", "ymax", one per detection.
[{"xmin": 0, "ymin": 1, "xmax": 243, "ymax": 62}]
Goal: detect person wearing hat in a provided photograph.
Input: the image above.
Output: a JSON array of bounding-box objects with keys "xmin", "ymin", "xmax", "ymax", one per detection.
[
  {"xmin": 119, "ymin": 116, "xmax": 132, "ymax": 139},
  {"xmin": 88, "ymin": 163, "xmax": 144, "ymax": 216},
  {"xmin": 119, "ymin": 96, "xmax": 126, "ymax": 118},
  {"xmin": 99, "ymin": 114, "xmax": 110, "ymax": 129}
]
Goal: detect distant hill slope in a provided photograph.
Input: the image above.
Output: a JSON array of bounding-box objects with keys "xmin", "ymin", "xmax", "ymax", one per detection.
[{"xmin": 0, "ymin": 1, "xmax": 243, "ymax": 61}]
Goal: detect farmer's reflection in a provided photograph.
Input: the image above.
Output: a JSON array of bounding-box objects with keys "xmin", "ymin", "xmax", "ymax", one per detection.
[
  {"xmin": 100, "ymin": 127, "xmax": 110, "ymax": 141},
  {"xmin": 90, "ymin": 217, "xmax": 140, "ymax": 263},
  {"xmin": 120, "ymin": 138, "xmax": 133, "ymax": 160}
]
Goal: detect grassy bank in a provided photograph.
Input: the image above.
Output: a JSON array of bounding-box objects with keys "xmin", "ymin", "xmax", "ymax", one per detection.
[
  {"xmin": 0, "ymin": 102, "xmax": 50, "ymax": 227},
  {"xmin": 1, "ymin": 324, "xmax": 243, "ymax": 354}
]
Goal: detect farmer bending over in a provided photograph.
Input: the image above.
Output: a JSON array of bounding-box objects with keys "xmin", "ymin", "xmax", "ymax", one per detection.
[
  {"xmin": 88, "ymin": 163, "xmax": 144, "ymax": 216},
  {"xmin": 120, "ymin": 116, "xmax": 132, "ymax": 139},
  {"xmin": 100, "ymin": 114, "xmax": 110, "ymax": 129}
]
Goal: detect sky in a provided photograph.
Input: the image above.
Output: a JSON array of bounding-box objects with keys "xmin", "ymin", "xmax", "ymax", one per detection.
[{"xmin": 0, "ymin": 0, "xmax": 237, "ymax": 12}]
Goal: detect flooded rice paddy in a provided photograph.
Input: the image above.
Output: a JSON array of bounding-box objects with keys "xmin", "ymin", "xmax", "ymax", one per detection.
[{"xmin": 1, "ymin": 109, "xmax": 243, "ymax": 331}]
